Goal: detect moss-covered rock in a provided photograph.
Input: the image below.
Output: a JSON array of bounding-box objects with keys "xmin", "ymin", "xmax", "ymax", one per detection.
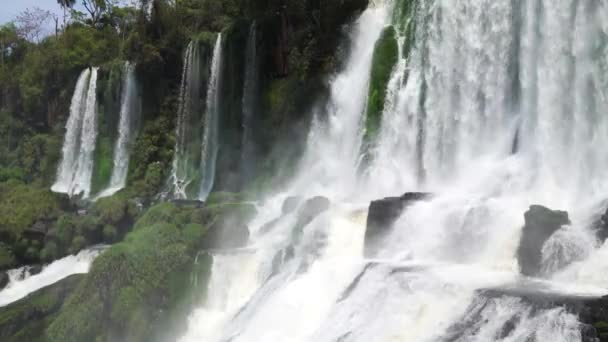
[
  {"xmin": 44, "ymin": 199, "xmax": 249, "ymax": 342},
  {"xmin": 0, "ymin": 274, "xmax": 83, "ymax": 342},
  {"xmin": 364, "ymin": 26, "xmax": 399, "ymax": 144}
]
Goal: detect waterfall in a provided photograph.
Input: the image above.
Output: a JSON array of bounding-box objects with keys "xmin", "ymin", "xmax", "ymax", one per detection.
[
  {"xmin": 179, "ymin": 0, "xmax": 608, "ymax": 341},
  {"xmin": 169, "ymin": 41, "xmax": 204, "ymax": 199},
  {"xmin": 52, "ymin": 69, "xmax": 91, "ymax": 194},
  {"xmin": 241, "ymin": 22, "xmax": 259, "ymax": 184},
  {"xmin": 97, "ymin": 62, "xmax": 141, "ymax": 199},
  {"xmin": 198, "ymin": 34, "xmax": 223, "ymax": 201},
  {"xmin": 0, "ymin": 247, "xmax": 105, "ymax": 307},
  {"xmin": 52, "ymin": 67, "xmax": 99, "ymax": 199}
]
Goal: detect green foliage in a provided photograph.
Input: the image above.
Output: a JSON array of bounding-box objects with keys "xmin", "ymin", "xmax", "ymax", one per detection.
[
  {"xmin": 128, "ymin": 117, "xmax": 174, "ymax": 196},
  {"xmin": 17, "ymin": 134, "xmax": 62, "ymax": 185},
  {"xmin": 364, "ymin": 26, "xmax": 398, "ymax": 144},
  {"xmin": 0, "ymin": 243, "xmax": 16, "ymax": 270},
  {"xmin": 46, "ymin": 221, "xmax": 191, "ymax": 342},
  {"xmin": 91, "ymin": 192, "xmax": 133, "ymax": 226},
  {"xmin": 0, "ymin": 274, "xmax": 83, "ymax": 342},
  {"xmin": 102, "ymin": 225, "xmax": 117, "ymax": 243},
  {"xmin": 133, "ymin": 202, "xmax": 180, "ymax": 230},
  {"xmin": 0, "ymin": 182, "xmax": 60, "ymax": 241},
  {"xmin": 40, "ymin": 241, "xmax": 59, "ymax": 262}
]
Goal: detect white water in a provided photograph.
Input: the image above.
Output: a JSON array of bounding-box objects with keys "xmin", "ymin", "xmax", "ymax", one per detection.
[
  {"xmin": 198, "ymin": 34, "xmax": 223, "ymax": 201},
  {"xmin": 0, "ymin": 247, "xmax": 104, "ymax": 307},
  {"xmin": 97, "ymin": 62, "xmax": 141, "ymax": 199},
  {"xmin": 52, "ymin": 68, "xmax": 95, "ymax": 197},
  {"xmin": 180, "ymin": 0, "xmax": 608, "ymax": 341},
  {"xmin": 169, "ymin": 41, "xmax": 203, "ymax": 199}
]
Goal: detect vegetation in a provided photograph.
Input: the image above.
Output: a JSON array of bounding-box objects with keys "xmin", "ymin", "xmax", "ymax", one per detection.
[
  {"xmin": 364, "ymin": 25, "xmax": 399, "ymax": 145},
  {"xmin": 0, "ymin": 0, "xmax": 371, "ymax": 339}
]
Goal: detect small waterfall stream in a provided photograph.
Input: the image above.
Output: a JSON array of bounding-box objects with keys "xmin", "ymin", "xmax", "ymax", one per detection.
[
  {"xmin": 198, "ymin": 34, "xmax": 223, "ymax": 201},
  {"xmin": 97, "ymin": 62, "xmax": 141, "ymax": 198}
]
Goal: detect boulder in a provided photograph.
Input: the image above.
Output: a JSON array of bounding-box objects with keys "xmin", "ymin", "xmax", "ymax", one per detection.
[
  {"xmin": 292, "ymin": 196, "xmax": 331, "ymax": 240},
  {"xmin": 28, "ymin": 264, "xmax": 42, "ymax": 276},
  {"xmin": 365, "ymin": 192, "xmax": 431, "ymax": 256},
  {"xmin": 170, "ymin": 199, "xmax": 205, "ymax": 208},
  {"xmin": 282, "ymin": 196, "xmax": 302, "ymax": 214},
  {"xmin": 23, "ymin": 220, "xmax": 52, "ymax": 241},
  {"xmin": 0, "ymin": 274, "xmax": 83, "ymax": 342},
  {"xmin": 593, "ymin": 206, "xmax": 608, "ymax": 243},
  {"xmin": 201, "ymin": 203, "xmax": 258, "ymax": 249},
  {"xmin": 517, "ymin": 205, "xmax": 570, "ymax": 277}
]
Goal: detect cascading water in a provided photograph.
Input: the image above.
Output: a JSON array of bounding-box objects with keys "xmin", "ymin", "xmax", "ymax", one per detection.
[
  {"xmin": 97, "ymin": 62, "xmax": 141, "ymax": 198},
  {"xmin": 180, "ymin": 0, "xmax": 608, "ymax": 341},
  {"xmin": 169, "ymin": 35, "xmax": 222, "ymax": 200},
  {"xmin": 52, "ymin": 67, "xmax": 99, "ymax": 199},
  {"xmin": 52, "ymin": 69, "xmax": 91, "ymax": 194},
  {"xmin": 169, "ymin": 41, "xmax": 204, "ymax": 199},
  {"xmin": 198, "ymin": 34, "xmax": 223, "ymax": 201},
  {"xmin": 0, "ymin": 247, "xmax": 104, "ymax": 307}
]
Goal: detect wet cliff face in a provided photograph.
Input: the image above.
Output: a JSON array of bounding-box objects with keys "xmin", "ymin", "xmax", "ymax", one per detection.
[{"xmin": 212, "ymin": 0, "xmax": 370, "ymax": 193}]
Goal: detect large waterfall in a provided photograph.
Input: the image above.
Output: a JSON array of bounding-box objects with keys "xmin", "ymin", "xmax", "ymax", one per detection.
[
  {"xmin": 97, "ymin": 62, "xmax": 141, "ymax": 199},
  {"xmin": 52, "ymin": 67, "xmax": 99, "ymax": 199},
  {"xmin": 178, "ymin": 0, "xmax": 608, "ymax": 341}
]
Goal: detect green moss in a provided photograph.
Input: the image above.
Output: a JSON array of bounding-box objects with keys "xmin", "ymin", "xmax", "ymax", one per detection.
[
  {"xmin": 91, "ymin": 136, "xmax": 114, "ymax": 196},
  {"xmin": 0, "ymin": 182, "xmax": 60, "ymax": 241},
  {"xmin": 46, "ymin": 222, "xmax": 192, "ymax": 342},
  {"xmin": 364, "ymin": 26, "xmax": 399, "ymax": 144},
  {"xmin": 133, "ymin": 203, "xmax": 181, "ymax": 230},
  {"xmin": 91, "ymin": 192, "xmax": 134, "ymax": 226},
  {"xmin": 0, "ymin": 274, "xmax": 83, "ymax": 342}
]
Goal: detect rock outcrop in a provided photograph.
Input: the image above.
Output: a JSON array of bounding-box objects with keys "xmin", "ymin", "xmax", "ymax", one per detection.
[
  {"xmin": 517, "ymin": 205, "xmax": 570, "ymax": 276},
  {"xmin": 364, "ymin": 192, "xmax": 430, "ymax": 256}
]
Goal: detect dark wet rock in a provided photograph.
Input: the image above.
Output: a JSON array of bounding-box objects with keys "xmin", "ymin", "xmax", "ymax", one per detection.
[
  {"xmin": 593, "ymin": 206, "xmax": 608, "ymax": 244},
  {"xmin": 0, "ymin": 272, "xmax": 8, "ymax": 291},
  {"xmin": 28, "ymin": 264, "xmax": 42, "ymax": 276},
  {"xmin": 170, "ymin": 199, "xmax": 205, "ymax": 208},
  {"xmin": 0, "ymin": 274, "xmax": 83, "ymax": 342},
  {"xmin": 201, "ymin": 203, "xmax": 258, "ymax": 249},
  {"xmin": 23, "ymin": 220, "xmax": 52, "ymax": 241},
  {"xmin": 365, "ymin": 192, "xmax": 431, "ymax": 257},
  {"xmin": 517, "ymin": 205, "xmax": 570, "ymax": 277},
  {"xmin": 292, "ymin": 196, "xmax": 331, "ymax": 239},
  {"xmin": 282, "ymin": 196, "xmax": 302, "ymax": 214}
]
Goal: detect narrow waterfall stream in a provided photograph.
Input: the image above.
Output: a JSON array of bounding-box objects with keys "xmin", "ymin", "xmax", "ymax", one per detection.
[
  {"xmin": 198, "ymin": 33, "xmax": 223, "ymax": 201},
  {"xmin": 178, "ymin": 1, "xmax": 608, "ymax": 341},
  {"xmin": 97, "ymin": 62, "xmax": 141, "ymax": 198}
]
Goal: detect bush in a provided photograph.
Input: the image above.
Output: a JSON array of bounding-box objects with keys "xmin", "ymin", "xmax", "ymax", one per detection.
[{"xmin": 102, "ymin": 225, "xmax": 118, "ymax": 243}]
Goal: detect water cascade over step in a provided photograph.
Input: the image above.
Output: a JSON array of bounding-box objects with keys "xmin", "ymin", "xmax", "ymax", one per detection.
[
  {"xmin": 52, "ymin": 67, "xmax": 100, "ymax": 199},
  {"xmin": 178, "ymin": 0, "xmax": 608, "ymax": 341}
]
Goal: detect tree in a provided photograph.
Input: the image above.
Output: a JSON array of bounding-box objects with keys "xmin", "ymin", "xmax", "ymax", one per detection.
[
  {"xmin": 57, "ymin": 0, "xmax": 77, "ymax": 28},
  {"xmin": 14, "ymin": 7, "xmax": 53, "ymax": 43}
]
